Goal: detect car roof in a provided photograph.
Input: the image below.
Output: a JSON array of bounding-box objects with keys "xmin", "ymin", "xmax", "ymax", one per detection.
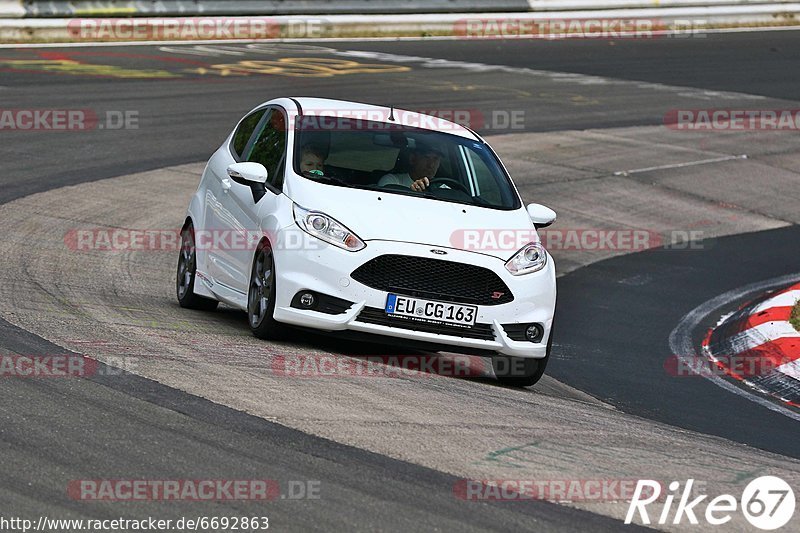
[{"xmin": 282, "ymin": 97, "xmax": 481, "ymax": 141}]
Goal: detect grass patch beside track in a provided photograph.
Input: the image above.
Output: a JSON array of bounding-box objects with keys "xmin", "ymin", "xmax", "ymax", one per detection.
[{"xmin": 791, "ymin": 300, "xmax": 800, "ymax": 332}]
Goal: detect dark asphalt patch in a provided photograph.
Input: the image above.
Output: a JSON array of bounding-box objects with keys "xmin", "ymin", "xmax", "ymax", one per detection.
[
  {"xmin": 551, "ymin": 224, "xmax": 800, "ymax": 458},
  {"xmin": 0, "ymin": 317, "xmax": 642, "ymax": 531}
]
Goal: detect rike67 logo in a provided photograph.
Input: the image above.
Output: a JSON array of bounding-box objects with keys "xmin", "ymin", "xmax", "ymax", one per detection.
[{"xmin": 625, "ymin": 477, "xmax": 795, "ymax": 530}]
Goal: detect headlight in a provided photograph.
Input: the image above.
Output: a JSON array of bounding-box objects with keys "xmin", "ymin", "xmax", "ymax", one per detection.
[
  {"xmin": 293, "ymin": 204, "xmax": 366, "ymax": 252},
  {"xmin": 505, "ymin": 242, "xmax": 547, "ymax": 275}
]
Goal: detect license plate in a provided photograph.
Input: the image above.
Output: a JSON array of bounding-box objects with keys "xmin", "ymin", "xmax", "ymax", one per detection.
[{"xmin": 385, "ymin": 294, "xmax": 477, "ymax": 327}]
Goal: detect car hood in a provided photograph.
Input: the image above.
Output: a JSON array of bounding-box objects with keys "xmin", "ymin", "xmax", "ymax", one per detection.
[{"xmin": 285, "ymin": 177, "xmax": 537, "ymax": 260}]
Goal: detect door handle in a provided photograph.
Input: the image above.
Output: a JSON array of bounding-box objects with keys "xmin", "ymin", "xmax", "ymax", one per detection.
[{"xmin": 221, "ymin": 178, "xmax": 232, "ymax": 192}]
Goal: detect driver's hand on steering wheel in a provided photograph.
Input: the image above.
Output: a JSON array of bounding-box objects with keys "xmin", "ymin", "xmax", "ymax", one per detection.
[{"xmin": 411, "ymin": 177, "xmax": 430, "ymax": 191}]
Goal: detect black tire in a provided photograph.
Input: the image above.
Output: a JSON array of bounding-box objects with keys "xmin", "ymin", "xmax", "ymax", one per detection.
[
  {"xmin": 176, "ymin": 223, "xmax": 219, "ymax": 311},
  {"xmin": 247, "ymin": 241, "xmax": 287, "ymax": 340},
  {"xmin": 492, "ymin": 321, "xmax": 554, "ymax": 387}
]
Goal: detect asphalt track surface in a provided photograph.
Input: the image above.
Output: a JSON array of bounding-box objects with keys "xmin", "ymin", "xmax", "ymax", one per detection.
[
  {"xmin": 553, "ymin": 224, "xmax": 800, "ymax": 459},
  {"xmin": 2, "ymin": 30, "xmax": 799, "ymax": 203},
  {"xmin": 1, "ymin": 32, "xmax": 799, "ymax": 530},
  {"xmin": 1, "ymin": 321, "xmax": 634, "ymax": 532}
]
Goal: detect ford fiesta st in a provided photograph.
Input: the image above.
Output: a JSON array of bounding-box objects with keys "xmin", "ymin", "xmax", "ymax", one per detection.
[{"xmin": 177, "ymin": 97, "xmax": 557, "ymax": 386}]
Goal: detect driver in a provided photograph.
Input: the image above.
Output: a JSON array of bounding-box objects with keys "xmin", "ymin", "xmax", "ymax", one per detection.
[{"xmin": 378, "ymin": 142, "xmax": 444, "ymax": 192}]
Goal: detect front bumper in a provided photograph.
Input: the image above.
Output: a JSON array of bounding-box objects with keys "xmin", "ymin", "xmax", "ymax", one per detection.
[{"xmin": 271, "ymin": 233, "xmax": 556, "ymax": 358}]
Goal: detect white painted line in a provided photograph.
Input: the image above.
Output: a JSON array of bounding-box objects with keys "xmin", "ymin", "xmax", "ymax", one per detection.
[
  {"xmin": 131, "ymin": 42, "xmax": 767, "ymax": 103},
  {"xmin": 777, "ymin": 359, "xmax": 800, "ymax": 380},
  {"xmin": 669, "ymin": 273, "xmax": 800, "ymax": 421},
  {"xmin": 613, "ymin": 154, "xmax": 747, "ymax": 176},
  {"xmin": 330, "ymin": 49, "xmax": 765, "ymax": 101},
  {"xmin": 754, "ymin": 289, "xmax": 800, "ymax": 311},
  {"xmin": 714, "ymin": 321, "xmax": 800, "ymax": 356}
]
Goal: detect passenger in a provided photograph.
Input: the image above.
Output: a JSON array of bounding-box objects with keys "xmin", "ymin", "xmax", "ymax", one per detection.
[
  {"xmin": 299, "ymin": 144, "xmax": 325, "ymax": 177},
  {"xmin": 378, "ymin": 142, "xmax": 444, "ymax": 191}
]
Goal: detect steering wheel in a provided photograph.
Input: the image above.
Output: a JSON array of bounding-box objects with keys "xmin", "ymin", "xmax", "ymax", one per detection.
[{"xmin": 428, "ymin": 178, "xmax": 471, "ymax": 195}]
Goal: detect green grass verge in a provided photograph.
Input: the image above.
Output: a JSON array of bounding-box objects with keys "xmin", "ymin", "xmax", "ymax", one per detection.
[{"xmin": 791, "ymin": 300, "xmax": 800, "ymax": 333}]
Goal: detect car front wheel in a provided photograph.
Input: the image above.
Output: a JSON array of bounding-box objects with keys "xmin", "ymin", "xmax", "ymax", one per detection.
[{"xmin": 248, "ymin": 241, "xmax": 287, "ymax": 340}]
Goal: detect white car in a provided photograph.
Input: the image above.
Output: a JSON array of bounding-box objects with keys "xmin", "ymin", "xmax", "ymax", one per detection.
[{"xmin": 177, "ymin": 97, "xmax": 557, "ymax": 386}]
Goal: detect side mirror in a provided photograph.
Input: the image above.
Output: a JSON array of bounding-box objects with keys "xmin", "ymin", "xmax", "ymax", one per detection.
[
  {"xmin": 227, "ymin": 162, "xmax": 268, "ymax": 185},
  {"xmin": 527, "ymin": 203, "xmax": 557, "ymax": 229}
]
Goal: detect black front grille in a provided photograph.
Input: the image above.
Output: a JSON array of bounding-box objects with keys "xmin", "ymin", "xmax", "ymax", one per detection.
[
  {"xmin": 317, "ymin": 295, "xmax": 353, "ymax": 315},
  {"xmin": 351, "ymin": 255, "xmax": 513, "ymax": 306},
  {"xmin": 356, "ymin": 307, "xmax": 496, "ymax": 341}
]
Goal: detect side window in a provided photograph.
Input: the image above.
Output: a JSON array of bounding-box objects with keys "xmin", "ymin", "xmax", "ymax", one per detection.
[
  {"xmin": 246, "ymin": 109, "xmax": 287, "ymax": 188},
  {"xmin": 466, "ymin": 148, "xmax": 503, "ymax": 205},
  {"xmin": 231, "ymin": 109, "xmax": 266, "ymax": 160}
]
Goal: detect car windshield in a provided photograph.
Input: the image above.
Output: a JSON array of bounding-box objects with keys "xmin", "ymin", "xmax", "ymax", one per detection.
[{"xmin": 293, "ymin": 115, "xmax": 520, "ymax": 210}]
